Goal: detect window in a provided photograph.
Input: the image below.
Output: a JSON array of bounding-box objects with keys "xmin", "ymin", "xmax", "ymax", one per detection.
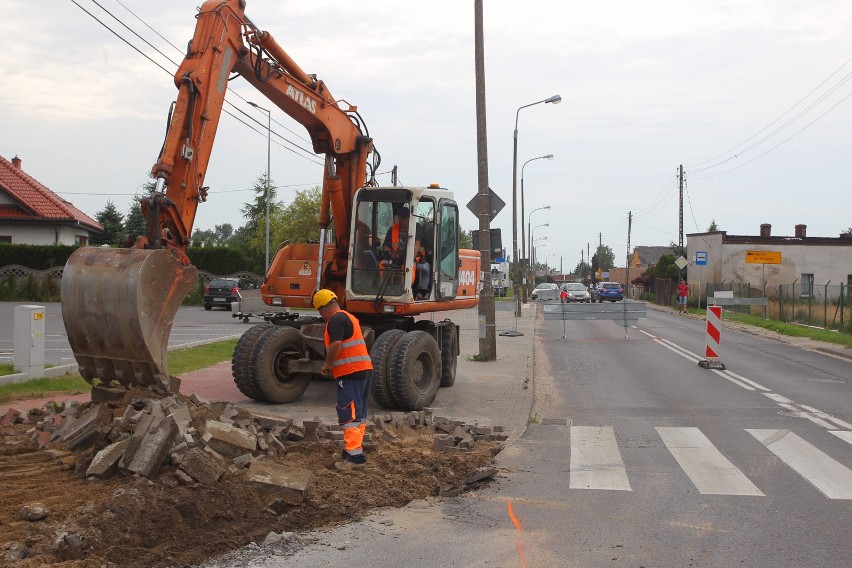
[
  {"xmin": 800, "ymin": 273, "xmax": 814, "ymax": 298},
  {"xmin": 0, "ymin": 236, "xmax": 11, "ymax": 244},
  {"xmin": 75, "ymin": 235, "xmax": 88, "ymax": 246}
]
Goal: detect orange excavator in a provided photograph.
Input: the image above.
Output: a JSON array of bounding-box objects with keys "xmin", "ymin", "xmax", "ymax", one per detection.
[{"xmin": 61, "ymin": 0, "xmax": 480, "ymax": 410}]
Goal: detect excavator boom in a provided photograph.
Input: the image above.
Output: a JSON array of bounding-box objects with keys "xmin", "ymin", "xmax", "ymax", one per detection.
[{"xmin": 62, "ymin": 0, "xmax": 372, "ymax": 391}]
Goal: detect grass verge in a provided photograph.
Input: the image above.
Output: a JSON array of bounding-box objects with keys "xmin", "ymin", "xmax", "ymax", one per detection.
[
  {"xmin": 0, "ymin": 339, "xmax": 239, "ymax": 405},
  {"xmin": 687, "ymin": 308, "xmax": 852, "ymax": 348}
]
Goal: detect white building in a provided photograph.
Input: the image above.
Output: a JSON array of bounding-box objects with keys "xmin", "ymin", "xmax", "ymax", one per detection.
[
  {"xmin": 0, "ymin": 154, "xmax": 102, "ymax": 245},
  {"xmin": 686, "ymin": 224, "xmax": 852, "ymax": 297}
]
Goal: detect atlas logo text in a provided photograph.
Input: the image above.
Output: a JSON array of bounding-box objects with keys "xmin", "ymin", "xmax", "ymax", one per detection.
[{"xmin": 286, "ymin": 85, "xmax": 317, "ymax": 114}]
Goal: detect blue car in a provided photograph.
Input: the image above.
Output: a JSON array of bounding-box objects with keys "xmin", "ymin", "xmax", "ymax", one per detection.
[{"xmin": 597, "ymin": 282, "xmax": 624, "ymax": 302}]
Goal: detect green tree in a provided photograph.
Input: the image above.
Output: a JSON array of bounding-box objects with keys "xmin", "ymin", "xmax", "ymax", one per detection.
[
  {"xmin": 592, "ymin": 244, "xmax": 615, "ymax": 271},
  {"xmin": 124, "ymin": 180, "xmax": 155, "ymax": 240},
  {"xmin": 843, "ymin": 225, "xmax": 852, "ymax": 236},
  {"xmin": 266, "ymin": 186, "xmax": 321, "ymax": 249},
  {"xmin": 92, "ymin": 200, "xmax": 125, "ymax": 246},
  {"xmin": 241, "ymin": 174, "xmax": 281, "ymax": 259},
  {"xmin": 707, "ymin": 219, "xmax": 719, "ymax": 232},
  {"xmin": 655, "ymin": 254, "xmax": 680, "ymax": 280},
  {"xmin": 214, "ymin": 223, "xmax": 234, "ymax": 244},
  {"xmin": 459, "ymin": 229, "xmax": 472, "ymax": 250}
]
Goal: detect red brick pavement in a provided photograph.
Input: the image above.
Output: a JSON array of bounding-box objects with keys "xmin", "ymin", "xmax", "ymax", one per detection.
[{"xmin": 1, "ymin": 361, "xmax": 247, "ymax": 416}]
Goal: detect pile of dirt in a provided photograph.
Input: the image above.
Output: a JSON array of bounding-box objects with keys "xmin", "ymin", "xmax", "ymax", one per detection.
[{"xmin": 0, "ymin": 390, "xmax": 502, "ymax": 567}]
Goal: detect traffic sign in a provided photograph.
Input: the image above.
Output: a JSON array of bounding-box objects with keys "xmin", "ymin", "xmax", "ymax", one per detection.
[
  {"xmin": 695, "ymin": 251, "xmax": 708, "ymax": 266},
  {"xmin": 674, "ymin": 256, "xmax": 688, "ymax": 270},
  {"xmin": 745, "ymin": 250, "xmax": 781, "ymax": 264},
  {"xmin": 466, "ymin": 187, "xmax": 505, "ymax": 222}
]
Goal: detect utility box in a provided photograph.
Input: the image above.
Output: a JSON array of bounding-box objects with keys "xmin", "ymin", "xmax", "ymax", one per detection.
[{"xmin": 14, "ymin": 305, "xmax": 45, "ymax": 378}]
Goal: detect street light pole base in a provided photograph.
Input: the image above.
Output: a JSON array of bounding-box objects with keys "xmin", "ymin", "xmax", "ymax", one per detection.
[{"xmin": 499, "ymin": 330, "xmax": 524, "ymax": 337}]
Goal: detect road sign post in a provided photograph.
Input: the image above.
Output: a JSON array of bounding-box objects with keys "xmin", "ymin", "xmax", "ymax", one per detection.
[{"xmin": 694, "ymin": 251, "xmax": 707, "ymax": 310}]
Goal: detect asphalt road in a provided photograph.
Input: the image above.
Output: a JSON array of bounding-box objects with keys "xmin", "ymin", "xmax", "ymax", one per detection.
[
  {"xmin": 0, "ymin": 301, "xmax": 254, "ymax": 367},
  {"xmin": 217, "ymin": 306, "xmax": 851, "ymax": 568}
]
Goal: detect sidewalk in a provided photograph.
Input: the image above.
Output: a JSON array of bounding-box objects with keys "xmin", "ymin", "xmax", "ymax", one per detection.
[{"xmin": 2, "ymin": 303, "xmax": 538, "ymax": 437}]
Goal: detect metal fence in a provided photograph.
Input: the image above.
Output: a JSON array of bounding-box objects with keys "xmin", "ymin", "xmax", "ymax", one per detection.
[{"xmin": 703, "ymin": 281, "xmax": 851, "ymax": 332}]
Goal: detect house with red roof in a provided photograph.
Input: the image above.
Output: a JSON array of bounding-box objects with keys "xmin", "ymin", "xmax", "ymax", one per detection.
[{"xmin": 0, "ymin": 154, "xmax": 103, "ymax": 245}]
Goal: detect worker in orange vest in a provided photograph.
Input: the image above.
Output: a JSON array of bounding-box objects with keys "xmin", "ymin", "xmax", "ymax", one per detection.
[
  {"xmin": 381, "ymin": 206, "xmax": 430, "ymax": 297},
  {"xmin": 314, "ymin": 289, "xmax": 373, "ymax": 470}
]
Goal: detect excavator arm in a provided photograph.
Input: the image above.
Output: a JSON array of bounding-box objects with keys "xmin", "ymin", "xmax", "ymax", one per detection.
[{"xmin": 61, "ymin": 0, "xmax": 373, "ymax": 391}]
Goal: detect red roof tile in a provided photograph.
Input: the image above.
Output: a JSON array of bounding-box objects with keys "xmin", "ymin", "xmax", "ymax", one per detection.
[{"xmin": 0, "ymin": 154, "xmax": 102, "ymax": 231}]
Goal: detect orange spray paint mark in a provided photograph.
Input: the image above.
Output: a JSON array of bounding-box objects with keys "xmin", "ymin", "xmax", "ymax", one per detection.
[{"xmin": 506, "ymin": 500, "xmax": 527, "ymax": 568}]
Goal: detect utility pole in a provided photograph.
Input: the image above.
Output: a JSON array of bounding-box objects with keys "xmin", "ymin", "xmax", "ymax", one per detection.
[
  {"xmin": 391, "ymin": 165, "xmax": 398, "ymax": 187},
  {"xmin": 626, "ymin": 211, "xmax": 632, "ymax": 297},
  {"xmin": 474, "ymin": 0, "xmax": 496, "ymax": 359},
  {"xmin": 678, "ymin": 164, "xmax": 684, "ymax": 252},
  {"xmin": 599, "ymin": 233, "xmax": 602, "ymax": 248}
]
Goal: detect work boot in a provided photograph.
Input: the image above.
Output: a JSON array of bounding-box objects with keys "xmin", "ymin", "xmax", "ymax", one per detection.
[{"xmin": 334, "ymin": 460, "xmax": 366, "ymax": 471}]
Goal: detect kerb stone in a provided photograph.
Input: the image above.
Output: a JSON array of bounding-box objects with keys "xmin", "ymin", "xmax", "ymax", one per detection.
[
  {"xmin": 246, "ymin": 460, "xmax": 312, "ymax": 504},
  {"xmin": 179, "ymin": 447, "xmax": 225, "ymax": 484},
  {"xmin": 121, "ymin": 416, "xmax": 178, "ymax": 478},
  {"xmin": 87, "ymin": 438, "xmax": 132, "ymax": 478},
  {"xmin": 204, "ymin": 420, "xmax": 257, "ymax": 457}
]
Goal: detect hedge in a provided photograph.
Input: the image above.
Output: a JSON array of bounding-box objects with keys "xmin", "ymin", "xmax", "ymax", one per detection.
[{"xmin": 0, "ymin": 244, "xmax": 261, "ymax": 274}]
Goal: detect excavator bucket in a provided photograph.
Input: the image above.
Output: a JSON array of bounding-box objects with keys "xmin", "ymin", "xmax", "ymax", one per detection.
[{"xmin": 61, "ymin": 247, "xmax": 198, "ymax": 391}]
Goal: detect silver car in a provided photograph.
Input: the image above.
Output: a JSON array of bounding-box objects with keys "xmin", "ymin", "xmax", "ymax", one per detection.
[
  {"xmin": 531, "ymin": 282, "xmax": 559, "ymax": 300},
  {"xmin": 563, "ymin": 282, "xmax": 591, "ymax": 303}
]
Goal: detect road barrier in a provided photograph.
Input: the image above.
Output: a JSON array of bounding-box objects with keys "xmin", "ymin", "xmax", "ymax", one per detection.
[
  {"xmin": 543, "ymin": 301, "xmax": 647, "ymax": 338},
  {"xmin": 699, "ymin": 305, "xmax": 726, "ymax": 370}
]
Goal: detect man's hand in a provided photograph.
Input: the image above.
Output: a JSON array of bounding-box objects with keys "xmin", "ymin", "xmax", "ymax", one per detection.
[{"xmin": 321, "ymin": 363, "xmax": 332, "ymax": 376}]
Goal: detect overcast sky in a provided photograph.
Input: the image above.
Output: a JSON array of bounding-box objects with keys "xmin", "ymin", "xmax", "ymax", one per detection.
[{"xmin": 3, "ymin": 1, "xmax": 851, "ymax": 272}]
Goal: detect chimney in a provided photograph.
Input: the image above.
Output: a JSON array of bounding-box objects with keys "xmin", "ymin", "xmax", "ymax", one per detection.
[
  {"xmin": 11, "ymin": 155, "xmax": 21, "ymax": 169},
  {"xmin": 759, "ymin": 223, "xmax": 771, "ymax": 237},
  {"xmin": 795, "ymin": 224, "xmax": 806, "ymax": 238}
]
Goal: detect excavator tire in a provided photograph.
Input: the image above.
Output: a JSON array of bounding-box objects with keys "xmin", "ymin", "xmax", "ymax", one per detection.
[
  {"xmin": 439, "ymin": 325, "xmax": 458, "ymax": 388},
  {"xmin": 250, "ymin": 326, "xmax": 312, "ymax": 403},
  {"xmin": 231, "ymin": 323, "xmax": 274, "ymax": 401},
  {"xmin": 388, "ymin": 331, "xmax": 441, "ymax": 410},
  {"xmin": 369, "ymin": 329, "xmax": 406, "ymax": 409}
]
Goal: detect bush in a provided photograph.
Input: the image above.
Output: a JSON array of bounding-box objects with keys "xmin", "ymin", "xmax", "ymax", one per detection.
[{"xmin": 0, "ymin": 244, "xmax": 79, "ymax": 269}]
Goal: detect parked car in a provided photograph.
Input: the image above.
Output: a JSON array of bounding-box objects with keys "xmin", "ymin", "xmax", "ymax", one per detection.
[
  {"xmin": 531, "ymin": 282, "xmax": 559, "ymax": 301},
  {"xmin": 563, "ymin": 282, "xmax": 591, "ymax": 303},
  {"xmin": 597, "ymin": 282, "xmax": 624, "ymax": 302},
  {"xmin": 203, "ymin": 278, "xmax": 242, "ymax": 310}
]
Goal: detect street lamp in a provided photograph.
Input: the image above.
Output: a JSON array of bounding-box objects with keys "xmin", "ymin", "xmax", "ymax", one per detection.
[
  {"xmin": 527, "ymin": 205, "xmax": 551, "ymax": 301},
  {"xmin": 545, "ymin": 253, "xmax": 556, "ymax": 274},
  {"xmin": 248, "ymin": 101, "xmax": 272, "ymax": 271},
  {"xmin": 520, "ymin": 154, "xmax": 554, "ymax": 303},
  {"xmin": 532, "ymin": 235, "xmax": 548, "ymax": 279},
  {"xmin": 512, "ymin": 94, "xmax": 561, "ymax": 316}
]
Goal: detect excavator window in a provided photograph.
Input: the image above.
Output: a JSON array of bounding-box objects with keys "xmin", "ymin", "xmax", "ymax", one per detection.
[
  {"xmin": 437, "ymin": 200, "xmax": 459, "ymax": 300},
  {"xmin": 351, "ymin": 196, "xmax": 408, "ymax": 297}
]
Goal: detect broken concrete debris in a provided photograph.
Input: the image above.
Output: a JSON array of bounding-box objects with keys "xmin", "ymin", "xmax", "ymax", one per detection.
[{"xmin": 1, "ymin": 394, "xmax": 505, "ymax": 503}]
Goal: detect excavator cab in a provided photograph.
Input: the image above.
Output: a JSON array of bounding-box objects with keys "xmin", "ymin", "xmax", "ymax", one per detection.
[{"xmin": 349, "ymin": 186, "xmax": 459, "ymax": 304}]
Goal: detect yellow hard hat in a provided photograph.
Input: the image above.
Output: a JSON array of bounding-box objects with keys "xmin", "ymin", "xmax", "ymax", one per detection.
[{"xmin": 312, "ymin": 289, "xmax": 337, "ymax": 310}]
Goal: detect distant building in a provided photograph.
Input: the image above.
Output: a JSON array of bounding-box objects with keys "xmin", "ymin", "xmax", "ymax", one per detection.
[
  {"xmin": 686, "ymin": 224, "xmax": 852, "ymax": 296},
  {"xmin": 0, "ymin": 154, "xmax": 102, "ymax": 245},
  {"xmin": 630, "ymin": 245, "xmax": 671, "ymax": 269}
]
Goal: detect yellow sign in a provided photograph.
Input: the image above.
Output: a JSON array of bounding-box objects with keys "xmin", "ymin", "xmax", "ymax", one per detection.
[
  {"xmin": 745, "ymin": 250, "xmax": 781, "ymax": 264},
  {"xmin": 34, "ymin": 312, "xmax": 44, "ymax": 320}
]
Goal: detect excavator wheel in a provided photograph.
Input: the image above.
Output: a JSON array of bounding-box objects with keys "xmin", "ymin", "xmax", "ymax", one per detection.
[
  {"xmin": 231, "ymin": 323, "xmax": 274, "ymax": 401},
  {"xmin": 250, "ymin": 326, "xmax": 312, "ymax": 403},
  {"xmin": 369, "ymin": 329, "xmax": 406, "ymax": 409},
  {"xmin": 439, "ymin": 325, "xmax": 458, "ymax": 388},
  {"xmin": 388, "ymin": 331, "xmax": 441, "ymax": 411}
]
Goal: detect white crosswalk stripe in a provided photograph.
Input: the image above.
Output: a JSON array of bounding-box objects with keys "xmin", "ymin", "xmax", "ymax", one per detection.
[
  {"xmin": 746, "ymin": 429, "xmax": 852, "ymax": 500},
  {"xmin": 565, "ymin": 425, "xmax": 852, "ymax": 499},
  {"xmin": 569, "ymin": 426, "xmax": 631, "ymax": 491},
  {"xmin": 656, "ymin": 427, "xmax": 763, "ymax": 496}
]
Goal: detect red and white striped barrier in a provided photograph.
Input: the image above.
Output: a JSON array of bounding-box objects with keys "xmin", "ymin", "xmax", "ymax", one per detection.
[{"xmin": 699, "ymin": 305, "xmax": 726, "ymax": 369}]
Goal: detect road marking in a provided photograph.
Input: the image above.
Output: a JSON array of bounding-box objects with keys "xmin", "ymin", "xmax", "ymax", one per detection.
[
  {"xmin": 721, "ymin": 370, "xmax": 768, "ymax": 391},
  {"xmin": 656, "ymin": 427, "xmax": 763, "ymax": 496},
  {"xmin": 655, "ymin": 339, "xmax": 702, "ymax": 363},
  {"xmin": 570, "ymin": 426, "xmax": 631, "ymax": 491},
  {"xmin": 710, "ymin": 368, "xmax": 756, "ymax": 391},
  {"xmin": 799, "ymin": 405, "xmax": 852, "ymax": 430},
  {"xmin": 829, "ymin": 430, "xmax": 852, "ymax": 445},
  {"xmin": 746, "ymin": 429, "xmax": 852, "ymax": 500}
]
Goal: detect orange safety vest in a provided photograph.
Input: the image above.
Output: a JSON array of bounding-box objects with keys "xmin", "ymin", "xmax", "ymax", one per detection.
[
  {"xmin": 388, "ymin": 223, "xmax": 416, "ymax": 284},
  {"xmin": 324, "ymin": 310, "xmax": 373, "ymax": 379}
]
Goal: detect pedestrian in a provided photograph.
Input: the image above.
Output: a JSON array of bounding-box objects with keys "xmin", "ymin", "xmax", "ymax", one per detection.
[
  {"xmin": 313, "ymin": 289, "xmax": 373, "ymax": 470},
  {"xmin": 677, "ymin": 279, "xmax": 689, "ymax": 313},
  {"xmin": 560, "ymin": 287, "xmax": 568, "ymax": 304}
]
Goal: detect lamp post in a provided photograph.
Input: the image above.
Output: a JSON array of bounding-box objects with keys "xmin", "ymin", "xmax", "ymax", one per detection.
[
  {"xmin": 520, "ymin": 154, "xmax": 553, "ymax": 304},
  {"xmin": 532, "ymin": 235, "xmax": 547, "ymax": 282},
  {"xmin": 527, "ymin": 205, "xmax": 551, "ymax": 301},
  {"xmin": 545, "ymin": 253, "xmax": 556, "ymax": 275},
  {"xmin": 248, "ymin": 101, "xmax": 272, "ymax": 271},
  {"xmin": 512, "ymin": 94, "xmax": 561, "ymax": 316}
]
